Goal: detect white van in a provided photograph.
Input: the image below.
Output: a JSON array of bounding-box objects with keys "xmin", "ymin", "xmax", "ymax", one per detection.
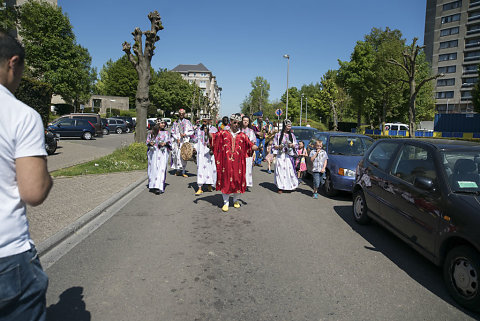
[
  {"xmin": 383, "ymin": 123, "xmax": 409, "ymax": 131},
  {"xmin": 162, "ymin": 118, "xmax": 172, "ymax": 128}
]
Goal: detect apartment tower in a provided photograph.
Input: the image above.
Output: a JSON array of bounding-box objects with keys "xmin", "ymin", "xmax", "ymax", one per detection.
[{"xmin": 425, "ymin": 0, "xmax": 480, "ymax": 113}]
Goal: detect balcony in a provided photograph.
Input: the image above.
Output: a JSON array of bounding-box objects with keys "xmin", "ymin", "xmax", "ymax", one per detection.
[
  {"xmin": 470, "ymin": 0, "xmax": 480, "ymax": 9},
  {"xmin": 466, "ymin": 29, "xmax": 480, "ymax": 35}
]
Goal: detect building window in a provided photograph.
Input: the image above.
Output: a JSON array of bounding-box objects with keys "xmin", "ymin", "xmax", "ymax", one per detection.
[
  {"xmin": 443, "ymin": 0, "xmax": 462, "ymax": 10},
  {"xmin": 438, "ymin": 65, "xmax": 457, "ymax": 73},
  {"xmin": 439, "ymin": 52, "xmax": 457, "ymax": 61},
  {"xmin": 465, "ymin": 37, "xmax": 480, "ymax": 47},
  {"xmin": 436, "ymin": 91, "xmax": 454, "ymax": 98},
  {"xmin": 468, "ymin": 24, "xmax": 480, "ymax": 32},
  {"xmin": 441, "ymin": 13, "xmax": 461, "ymax": 23},
  {"xmin": 463, "ymin": 64, "xmax": 478, "ymax": 72},
  {"xmin": 461, "ymin": 91, "xmax": 473, "ymax": 98},
  {"xmin": 93, "ymin": 99, "xmax": 102, "ymax": 108},
  {"xmin": 439, "ymin": 40, "xmax": 458, "ymax": 49},
  {"xmin": 201, "ymin": 73, "xmax": 206, "ymax": 76},
  {"xmin": 440, "ymin": 26, "xmax": 460, "ymax": 36},
  {"xmin": 437, "ymin": 78, "xmax": 456, "ymax": 86},
  {"xmin": 463, "ymin": 76, "xmax": 478, "ymax": 85},
  {"xmin": 464, "ymin": 50, "xmax": 480, "ymax": 60}
]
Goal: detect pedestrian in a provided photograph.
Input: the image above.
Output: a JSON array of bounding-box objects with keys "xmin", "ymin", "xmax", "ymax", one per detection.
[
  {"xmin": 0, "ymin": 32, "xmax": 53, "ymax": 321},
  {"xmin": 296, "ymin": 141, "xmax": 308, "ymax": 184},
  {"xmin": 309, "ymin": 140, "xmax": 328, "ymax": 199},
  {"xmin": 273, "ymin": 119, "xmax": 299, "ymax": 193},
  {"xmin": 241, "ymin": 115, "xmax": 257, "ymax": 191},
  {"xmin": 265, "ymin": 140, "xmax": 274, "ymax": 174},
  {"xmin": 218, "ymin": 116, "xmax": 230, "ymax": 131},
  {"xmin": 210, "ymin": 113, "xmax": 258, "ymax": 212},
  {"xmin": 194, "ymin": 116, "xmax": 217, "ymax": 195},
  {"xmin": 252, "ymin": 112, "xmax": 267, "ymax": 166},
  {"xmin": 147, "ymin": 121, "xmax": 171, "ymax": 195},
  {"xmin": 170, "ymin": 108, "xmax": 194, "ymax": 177}
]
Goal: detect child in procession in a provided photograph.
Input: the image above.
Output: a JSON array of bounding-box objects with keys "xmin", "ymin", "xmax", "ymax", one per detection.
[{"xmin": 309, "ymin": 140, "xmax": 328, "ymax": 199}]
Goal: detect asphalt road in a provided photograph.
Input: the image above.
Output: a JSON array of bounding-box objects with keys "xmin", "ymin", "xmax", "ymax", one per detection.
[
  {"xmin": 47, "ymin": 132, "xmax": 135, "ymax": 171},
  {"xmin": 43, "ymin": 165, "xmax": 479, "ymax": 321}
]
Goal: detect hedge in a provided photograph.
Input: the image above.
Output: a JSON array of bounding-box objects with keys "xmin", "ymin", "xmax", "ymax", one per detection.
[{"xmin": 15, "ymin": 77, "xmax": 52, "ymax": 128}]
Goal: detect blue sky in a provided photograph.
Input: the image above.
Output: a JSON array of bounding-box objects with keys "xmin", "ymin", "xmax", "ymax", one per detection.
[{"xmin": 60, "ymin": 0, "xmax": 427, "ymax": 116}]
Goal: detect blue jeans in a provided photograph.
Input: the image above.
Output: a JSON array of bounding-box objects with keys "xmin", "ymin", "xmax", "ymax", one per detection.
[
  {"xmin": 255, "ymin": 138, "xmax": 265, "ymax": 165},
  {"xmin": 313, "ymin": 172, "xmax": 326, "ymax": 190},
  {"xmin": 0, "ymin": 246, "xmax": 48, "ymax": 321}
]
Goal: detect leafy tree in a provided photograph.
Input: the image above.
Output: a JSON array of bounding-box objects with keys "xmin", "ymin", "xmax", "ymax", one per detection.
[
  {"xmin": 95, "ymin": 55, "xmax": 139, "ymax": 107},
  {"xmin": 17, "ymin": 0, "xmax": 95, "ymax": 107},
  {"xmin": 281, "ymin": 87, "xmax": 300, "ymax": 122},
  {"xmin": 299, "ymin": 83, "xmax": 324, "ymax": 126},
  {"xmin": 319, "ymin": 70, "xmax": 341, "ymax": 130},
  {"xmin": 0, "ymin": 0, "xmax": 17, "ymax": 33},
  {"xmin": 472, "ymin": 64, "xmax": 480, "ymax": 113},
  {"xmin": 122, "ymin": 10, "xmax": 163, "ymax": 143},
  {"xmin": 150, "ymin": 69, "xmax": 195, "ymax": 117},
  {"xmin": 241, "ymin": 76, "xmax": 270, "ymax": 116},
  {"xmin": 389, "ymin": 37, "xmax": 442, "ymax": 135}
]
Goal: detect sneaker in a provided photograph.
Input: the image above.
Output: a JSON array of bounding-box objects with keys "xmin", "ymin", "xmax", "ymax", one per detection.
[
  {"xmin": 222, "ymin": 204, "xmax": 229, "ymax": 212},
  {"xmin": 313, "ymin": 193, "xmax": 318, "ymax": 199},
  {"xmin": 267, "ymin": 170, "xmax": 271, "ymax": 174},
  {"xmin": 233, "ymin": 201, "xmax": 241, "ymax": 208},
  {"xmin": 182, "ymin": 173, "xmax": 188, "ymax": 178},
  {"xmin": 195, "ymin": 189, "xmax": 203, "ymax": 195},
  {"xmin": 207, "ymin": 185, "xmax": 214, "ymax": 192},
  {"xmin": 155, "ymin": 189, "xmax": 161, "ymax": 195}
]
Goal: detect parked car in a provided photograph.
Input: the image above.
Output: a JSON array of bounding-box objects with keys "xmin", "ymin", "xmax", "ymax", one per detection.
[
  {"xmin": 49, "ymin": 113, "xmax": 102, "ymax": 137},
  {"xmin": 111, "ymin": 116, "xmax": 134, "ymax": 132},
  {"xmin": 353, "ymin": 138, "xmax": 480, "ymax": 311},
  {"xmin": 147, "ymin": 118, "xmax": 156, "ymax": 130},
  {"xmin": 107, "ymin": 118, "xmax": 127, "ymax": 134},
  {"xmin": 101, "ymin": 118, "xmax": 110, "ymax": 135},
  {"xmin": 306, "ymin": 132, "xmax": 374, "ymax": 196},
  {"xmin": 290, "ymin": 126, "xmax": 320, "ymax": 147},
  {"xmin": 48, "ymin": 118, "xmax": 96, "ymax": 140},
  {"xmin": 383, "ymin": 122, "xmax": 409, "ymax": 132}
]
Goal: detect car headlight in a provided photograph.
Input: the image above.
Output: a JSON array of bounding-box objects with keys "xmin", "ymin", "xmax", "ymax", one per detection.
[{"xmin": 338, "ymin": 168, "xmax": 356, "ymax": 177}]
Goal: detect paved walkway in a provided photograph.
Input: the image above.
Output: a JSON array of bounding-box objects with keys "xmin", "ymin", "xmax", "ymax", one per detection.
[{"xmin": 28, "ymin": 171, "xmax": 146, "ymax": 244}]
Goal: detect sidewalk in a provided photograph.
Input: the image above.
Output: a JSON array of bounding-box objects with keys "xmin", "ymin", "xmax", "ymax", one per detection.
[{"xmin": 28, "ymin": 170, "xmax": 147, "ymax": 246}]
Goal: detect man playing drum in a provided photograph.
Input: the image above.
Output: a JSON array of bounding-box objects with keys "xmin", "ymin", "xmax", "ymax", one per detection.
[{"xmin": 171, "ymin": 108, "xmax": 194, "ymax": 177}]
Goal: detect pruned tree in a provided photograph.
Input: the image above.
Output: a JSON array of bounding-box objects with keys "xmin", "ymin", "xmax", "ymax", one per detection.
[
  {"xmin": 122, "ymin": 10, "xmax": 163, "ymax": 142},
  {"xmin": 388, "ymin": 37, "xmax": 443, "ymax": 136}
]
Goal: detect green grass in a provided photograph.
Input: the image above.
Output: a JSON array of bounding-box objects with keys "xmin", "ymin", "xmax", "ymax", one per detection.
[{"xmin": 51, "ymin": 143, "xmax": 148, "ymax": 177}]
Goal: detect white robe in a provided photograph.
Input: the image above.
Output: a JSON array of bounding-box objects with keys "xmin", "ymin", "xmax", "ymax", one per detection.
[
  {"xmin": 170, "ymin": 118, "xmax": 194, "ymax": 170},
  {"xmin": 147, "ymin": 131, "xmax": 171, "ymax": 191},
  {"xmin": 242, "ymin": 127, "xmax": 256, "ymax": 187},
  {"xmin": 195, "ymin": 126, "xmax": 217, "ymax": 185},
  {"xmin": 273, "ymin": 132, "xmax": 299, "ymax": 191}
]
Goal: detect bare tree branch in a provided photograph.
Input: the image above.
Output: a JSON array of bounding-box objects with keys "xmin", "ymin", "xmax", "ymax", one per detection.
[
  {"xmin": 388, "ymin": 58, "xmax": 409, "ymax": 74},
  {"xmin": 415, "ymin": 73, "xmax": 444, "ymax": 95}
]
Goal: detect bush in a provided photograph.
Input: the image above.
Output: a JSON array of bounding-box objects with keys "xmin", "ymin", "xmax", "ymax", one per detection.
[
  {"xmin": 120, "ymin": 109, "xmax": 137, "ymax": 117},
  {"xmin": 15, "ymin": 77, "xmax": 52, "ymax": 127},
  {"xmin": 54, "ymin": 103, "xmax": 73, "ymax": 116},
  {"xmin": 84, "ymin": 107, "xmax": 100, "ymax": 114}
]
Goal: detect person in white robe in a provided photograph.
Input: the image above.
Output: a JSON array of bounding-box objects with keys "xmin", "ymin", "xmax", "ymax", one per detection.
[
  {"xmin": 241, "ymin": 115, "xmax": 257, "ymax": 190},
  {"xmin": 170, "ymin": 108, "xmax": 194, "ymax": 177},
  {"xmin": 273, "ymin": 119, "xmax": 299, "ymax": 193},
  {"xmin": 147, "ymin": 120, "xmax": 171, "ymax": 194},
  {"xmin": 194, "ymin": 116, "xmax": 218, "ymax": 195}
]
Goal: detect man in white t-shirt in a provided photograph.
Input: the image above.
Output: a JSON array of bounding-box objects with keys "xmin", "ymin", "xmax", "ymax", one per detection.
[{"xmin": 0, "ymin": 32, "xmax": 53, "ymax": 321}]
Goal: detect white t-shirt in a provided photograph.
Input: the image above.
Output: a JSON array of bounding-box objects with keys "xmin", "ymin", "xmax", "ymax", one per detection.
[
  {"xmin": 0, "ymin": 84, "xmax": 47, "ymax": 258},
  {"xmin": 309, "ymin": 149, "xmax": 328, "ymax": 173}
]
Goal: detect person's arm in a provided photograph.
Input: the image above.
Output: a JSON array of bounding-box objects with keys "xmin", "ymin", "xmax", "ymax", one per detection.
[
  {"xmin": 310, "ymin": 150, "xmax": 319, "ymax": 162},
  {"xmin": 16, "ymin": 156, "xmax": 52, "ymax": 206},
  {"xmin": 321, "ymin": 158, "xmax": 328, "ymax": 173}
]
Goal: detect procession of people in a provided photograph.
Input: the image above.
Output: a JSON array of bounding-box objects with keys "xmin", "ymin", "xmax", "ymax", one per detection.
[{"xmin": 146, "ymin": 108, "xmax": 328, "ymax": 211}]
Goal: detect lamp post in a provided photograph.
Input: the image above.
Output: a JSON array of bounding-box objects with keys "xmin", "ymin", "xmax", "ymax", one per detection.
[
  {"xmin": 300, "ymin": 93, "xmax": 304, "ymax": 126},
  {"xmin": 283, "ymin": 54, "xmax": 290, "ymax": 119},
  {"xmin": 259, "ymin": 84, "xmax": 264, "ymax": 112},
  {"xmin": 109, "ymin": 99, "xmax": 115, "ymax": 117},
  {"xmin": 305, "ymin": 97, "xmax": 308, "ymax": 126}
]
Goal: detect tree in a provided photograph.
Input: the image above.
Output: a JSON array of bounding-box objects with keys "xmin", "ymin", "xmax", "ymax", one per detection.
[
  {"xmin": 0, "ymin": 0, "xmax": 17, "ymax": 33},
  {"xmin": 17, "ymin": 0, "xmax": 95, "ymax": 107},
  {"xmin": 122, "ymin": 10, "xmax": 163, "ymax": 143},
  {"xmin": 389, "ymin": 37, "xmax": 443, "ymax": 135},
  {"xmin": 472, "ymin": 64, "xmax": 480, "ymax": 113},
  {"xmin": 319, "ymin": 70, "xmax": 341, "ymax": 131},
  {"xmin": 240, "ymin": 76, "xmax": 270, "ymax": 116},
  {"xmin": 95, "ymin": 55, "xmax": 139, "ymax": 107},
  {"xmin": 150, "ymin": 69, "xmax": 195, "ymax": 117}
]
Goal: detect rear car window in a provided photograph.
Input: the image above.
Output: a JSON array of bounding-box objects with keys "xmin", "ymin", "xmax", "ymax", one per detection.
[
  {"xmin": 367, "ymin": 142, "xmax": 398, "ymax": 171},
  {"xmin": 441, "ymin": 150, "xmax": 480, "ymax": 192},
  {"xmin": 328, "ymin": 136, "xmax": 368, "ymax": 156},
  {"xmin": 391, "ymin": 145, "xmax": 437, "ymax": 184}
]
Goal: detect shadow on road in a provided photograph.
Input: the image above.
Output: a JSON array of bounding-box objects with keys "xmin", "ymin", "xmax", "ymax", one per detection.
[
  {"xmin": 333, "ymin": 205, "xmax": 480, "ymax": 318},
  {"xmin": 47, "ymin": 286, "xmax": 91, "ymax": 321},
  {"xmin": 259, "ymin": 182, "xmax": 277, "ymax": 192}
]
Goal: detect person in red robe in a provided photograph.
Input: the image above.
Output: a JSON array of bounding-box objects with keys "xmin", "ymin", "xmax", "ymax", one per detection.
[{"xmin": 210, "ymin": 113, "xmax": 258, "ymax": 212}]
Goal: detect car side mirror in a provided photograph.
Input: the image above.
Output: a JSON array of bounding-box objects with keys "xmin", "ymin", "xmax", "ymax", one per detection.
[{"xmin": 414, "ymin": 176, "xmax": 434, "ymax": 191}]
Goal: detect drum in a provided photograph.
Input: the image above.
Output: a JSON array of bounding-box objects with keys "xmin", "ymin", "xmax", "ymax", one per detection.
[{"xmin": 180, "ymin": 142, "xmax": 194, "ymax": 161}]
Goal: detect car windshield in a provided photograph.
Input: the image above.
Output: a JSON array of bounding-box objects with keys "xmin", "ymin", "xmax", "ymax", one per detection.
[
  {"xmin": 292, "ymin": 129, "xmax": 317, "ymax": 141},
  {"xmin": 328, "ymin": 136, "xmax": 369, "ymax": 156},
  {"xmin": 441, "ymin": 150, "xmax": 480, "ymax": 193}
]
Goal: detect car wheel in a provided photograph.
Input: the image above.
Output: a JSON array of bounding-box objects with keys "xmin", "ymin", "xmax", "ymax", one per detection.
[
  {"xmin": 443, "ymin": 245, "xmax": 480, "ymax": 311},
  {"xmin": 323, "ymin": 171, "xmax": 338, "ymax": 197},
  {"xmin": 103, "ymin": 128, "xmax": 109, "ymax": 135},
  {"xmin": 82, "ymin": 131, "xmax": 92, "ymax": 140},
  {"xmin": 353, "ymin": 189, "xmax": 370, "ymax": 224},
  {"xmin": 116, "ymin": 127, "xmax": 123, "ymax": 134},
  {"xmin": 125, "ymin": 127, "xmax": 131, "ymax": 133}
]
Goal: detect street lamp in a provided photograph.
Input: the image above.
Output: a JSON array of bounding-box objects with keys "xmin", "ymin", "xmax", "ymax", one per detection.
[
  {"xmin": 283, "ymin": 54, "xmax": 290, "ymax": 119},
  {"xmin": 305, "ymin": 97, "xmax": 308, "ymax": 126},
  {"xmin": 109, "ymin": 99, "xmax": 115, "ymax": 117},
  {"xmin": 300, "ymin": 93, "xmax": 304, "ymax": 126},
  {"xmin": 259, "ymin": 83, "xmax": 264, "ymax": 112}
]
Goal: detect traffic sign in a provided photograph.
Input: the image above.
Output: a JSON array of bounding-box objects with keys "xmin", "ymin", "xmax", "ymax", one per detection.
[{"xmin": 275, "ymin": 109, "xmax": 282, "ymax": 117}]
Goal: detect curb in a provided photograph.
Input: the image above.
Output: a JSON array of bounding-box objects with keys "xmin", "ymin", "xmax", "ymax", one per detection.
[{"xmin": 37, "ymin": 174, "xmax": 147, "ymax": 256}]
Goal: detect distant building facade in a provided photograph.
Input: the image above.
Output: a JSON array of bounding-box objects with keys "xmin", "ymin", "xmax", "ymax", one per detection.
[
  {"xmin": 87, "ymin": 95, "xmax": 129, "ymax": 114},
  {"xmin": 171, "ymin": 63, "xmax": 222, "ymax": 118},
  {"xmin": 424, "ymin": 0, "xmax": 479, "ymax": 113}
]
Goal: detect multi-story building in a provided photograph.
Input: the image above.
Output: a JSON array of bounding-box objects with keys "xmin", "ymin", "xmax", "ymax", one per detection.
[
  {"xmin": 171, "ymin": 63, "xmax": 221, "ymax": 118},
  {"xmin": 425, "ymin": 0, "xmax": 480, "ymax": 113}
]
